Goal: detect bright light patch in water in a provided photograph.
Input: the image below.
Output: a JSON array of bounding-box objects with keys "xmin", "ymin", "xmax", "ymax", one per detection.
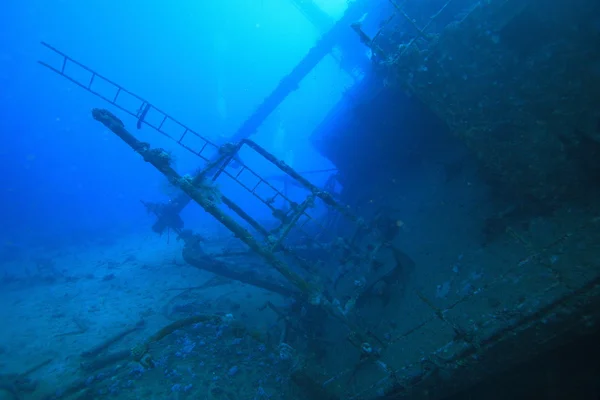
[{"xmin": 312, "ymin": 0, "xmax": 349, "ymax": 20}]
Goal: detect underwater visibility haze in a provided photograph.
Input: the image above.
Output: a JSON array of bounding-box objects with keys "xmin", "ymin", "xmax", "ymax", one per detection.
[{"xmin": 1, "ymin": 0, "xmax": 600, "ymax": 399}]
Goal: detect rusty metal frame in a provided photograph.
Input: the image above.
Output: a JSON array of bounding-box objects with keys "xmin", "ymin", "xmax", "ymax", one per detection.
[
  {"xmin": 38, "ymin": 42, "xmax": 222, "ymax": 162},
  {"xmin": 352, "ymin": 0, "xmax": 458, "ymax": 62},
  {"xmin": 38, "ymin": 42, "xmax": 374, "ymax": 263},
  {"xmin": 38, "ymin": 33, "xmax": 600, "ymax": 399},
  {"xmin": 39, "ymin": 43, "xmax": 398, "ymax": 366}
]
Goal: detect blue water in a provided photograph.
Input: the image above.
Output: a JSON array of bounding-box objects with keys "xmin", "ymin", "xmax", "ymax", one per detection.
[
  {"xmin": 3, "ymin": 1, "xmax": 597, "ymax": 400},
  {"xmin": 1, "ymin": 0, "xmax": 349, "ymax": 248},
  {"xmin": 0, "ymin": 2, "xmax": 371, "ymax": 399}
]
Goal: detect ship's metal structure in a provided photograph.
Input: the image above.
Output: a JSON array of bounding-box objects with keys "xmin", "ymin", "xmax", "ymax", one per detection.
[
  {"xmin": 39, "ymin": 38, "xmax": 406, "ymax": 399},
  {"xmin": 353, "ymin": 0, "xmax": 600, "ymax": 204},
  {"xmin": 38, "ymin": 0, "xmax": 600, "ymax": 398}
]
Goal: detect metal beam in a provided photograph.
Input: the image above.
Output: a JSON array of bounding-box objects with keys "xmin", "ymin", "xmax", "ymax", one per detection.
[{"xmin": 151, "ymin": 1, "xmax": 368, "ymax": 234}]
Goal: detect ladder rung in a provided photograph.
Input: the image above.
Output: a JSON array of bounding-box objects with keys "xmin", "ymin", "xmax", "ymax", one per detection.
[
  {"xmin": 197, "ymin": 141, "xmax": 208, "ymax": 154},
  {"xmin": 235, "ymin": 166, "xmax": 245, "ymax": 179},
  {"xmin": 251, "ymin": 180, "xmax": 262, "ymax": 193},
  {"xmin": 158, "ymin": 115, "xmax": 168, "ymax": 130},
  {"xmin": 178, "ymin": 128, "xmax": 188, "ymax": 143}
]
